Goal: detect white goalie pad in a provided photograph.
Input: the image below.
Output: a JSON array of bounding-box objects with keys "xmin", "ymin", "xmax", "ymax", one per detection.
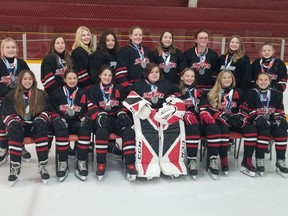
[
  {"xmin": 123, "ymin": 91, "xmax": 152, "ymax": 119},
  {"xmin": 159, "ymin": 120, "xmax": 187, "ymax": 177}
]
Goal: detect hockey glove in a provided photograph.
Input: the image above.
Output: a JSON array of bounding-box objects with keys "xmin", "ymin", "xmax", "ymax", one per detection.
[
  {"xmin": 80, "ymin": 116, "xmax": 93, "ymax": 130},
  {"xmin": 233, "ymin": 113, "xmax": 248, "ymax": 128},
  {"xmin": 217, "ymin": 112, "xmax": 235, "ymax": 127},
  {"xmin": 117, "ymin": 112, "xmax": 132, "ymax": 127},
  {"xmin": 200, "ymin": 111, "xmax": 215, "ymax": 125},
  {"xmin": 254, "ymin": 116, "xmax": 270, "ymax": 130},
  {"xmin": 32, "ymin": 117, "xmax": 48, "ymax": 135},
  {"xmin": 96, "ymin": 112, "xmax": 110, "ymax": 128},
  {"xmin": 8, "ymin": 121, "xmax": 24, "ymax": 137},
  {"xmin": 274, "ymin": 116, "xmax": 288, "ymax": 129},
  {"xmin": 183, "ymin": 111, "xmax": 198, "ymax": 125},
  {"xmin": 52, "ymin": 117, "xmax": 68, "ymax": 130}
]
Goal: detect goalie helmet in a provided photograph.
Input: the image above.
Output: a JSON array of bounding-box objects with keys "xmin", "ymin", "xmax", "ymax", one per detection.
[{"xmin": 154, "ymin": 97, "xmax": 186, "ymax": 124}]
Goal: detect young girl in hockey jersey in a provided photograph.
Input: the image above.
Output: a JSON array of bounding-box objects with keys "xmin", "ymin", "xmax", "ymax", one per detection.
[
  {"xmin": 90, "ymin": 30, "xmax": 119, "ymax": 84},
  {"xmin": 245, "ymin": 72, "xmax": 287, "ymax": 177},
  {"xmin": 50, "ymin": 69, "xmax": 93, "ymax": 182},
  {"xmin": 184, "ymin": 29, "xmax": 220, "ymax": 92},
  {"xmin": 71, "ymin": 26, "xmax": 95, "ymax": 90},
  {"xmin": 88, "ymin": 66, "xmax": 136, "ymax": 181},
  {"xmin": 179, "ymin": 68, "xmax": 222, "ymax": 179},
  {"xmin": 150, "ymin": 31, "xmax": 186, "ymax": 84},
  {"xmin": 219, "ymin": 35, "xmax": 251, "ymax": 92},
  {"xmin": 115, "ymin": 26, "xmax": 151, "ymax": 93},
  {"xmin": 251, "ymin": 43, "xmax": 287, "ymax": 94},
  {"xmin": 2, "ymin": 69, "xmax": 50, "ymax": 185},
  {"xmin": 0, "ymin": 38, "xmax": 31, "ymax": 166},
  {"xmin": 41, "ymin": 34, "xmax": 73, "ymax": 95}
]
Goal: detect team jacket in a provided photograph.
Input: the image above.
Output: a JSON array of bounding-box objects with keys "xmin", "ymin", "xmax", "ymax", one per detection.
[
  {"xmin": 87, "ymin": 83, "xmax": 128, "ymax": 120},
  {"xmin": 184, "ymin": 47, "xmax": 220, "ymax": 92},
  {"xmin": 115, "ymin": 44, "xmax": 151, "ymax": 89},
  {"xmin": 131, "ymin": 77, "xmax": 180, "ymax": 109},
  {"xmin": 41, "ymin": 54, "xmax": 69, "ymax": 95},
  {"xmin": 243, "ymin": 88, "xmax": 285, "ymax": 123},
  {"xmin": 90, "ymin": 50, "xmax": 117, "ymax": 84},
  {"xmin": 150, "ymin": 48, "xmax": 186, "ymax": 84},
  {"xmin": 71, "ymin": 47, "xmax": 93, "ymax": 90},
  {"xmin": 0, "ymin": 58, "xmax": 29, "ymax": 99},
  {"xmin": 50, "ymin": 86, "xmax": 91, "ymax": 121},
  {"xmin": 219, "ymin": 54, "xmax": 251, "ymax": 92},
  {"xmin": 2, "ymin": 89, "xmax": 49, "ymax": 126},
  {"xmin": 251, "ymin": 58, "xmax": 287, "ymax": 93}
]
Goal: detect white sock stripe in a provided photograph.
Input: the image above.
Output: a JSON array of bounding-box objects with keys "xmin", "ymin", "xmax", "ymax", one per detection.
[{"xmin": 9, "ymin": 146, "xmax": 22, "ymax": 151}]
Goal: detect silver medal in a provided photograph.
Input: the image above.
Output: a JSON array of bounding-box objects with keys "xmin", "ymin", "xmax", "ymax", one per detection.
[
  {"xmin": 163, "ymin": 66, "xmax": 170, "ymax": 73},
  {"xmin": 8, "ymin": 81, "xmax": 17, "ymax": 89},
  {"xmin": 67, "ymin": 108, "xmax": 75, "ymax": 116},
  {"xmin": 264, "ymin": 113, "xmax": 270, "ymax": 120},
  {"xmin": 105, "ymin": 105, "xmax": 111, "ymax": 111},
  {"xmin": 199, "ymin": 69, "xmax": 205, "ymax": 75},
  {"xmin": 141, "ymin": 61, "xmax": 147, "ymax": 68},
  {"xmin": 23, "ymin": 113, "xmax": 31, "ymax": 121},
  {"xmin": 151, "ymin": 97, "xmax": 158, "ymax": 104}
]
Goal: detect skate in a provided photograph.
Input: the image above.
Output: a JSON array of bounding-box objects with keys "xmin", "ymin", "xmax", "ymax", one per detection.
[
  {"xmin": 75, "ymin": 160, "xmax": 88, "ymax": 181},
  {"xmin": 220, "ymin": 156, "xmax": 229, "ymax": 176},
  {"xmin": 22, "ymin": 147, "xmax": 31, "ymax": 162},
  {"xmin": 126, "ymin": 164, "xmax": 137, "ymax": 181},
  {"xmin": 39, "ymin": 160, "xmax": 50, "ymax": 184},
  {"xmin": 256, "ymin": 158, "xmax": 265, "ymax": 176},
  {"xmin": 240, "ymin": 157, "xmax": 256, "ymax": 177},
  {"xmin": 187, "ymin": 158, "xmax": 198, "ymax": 180},
  {"xmin": 208, "ymin": 156, "xmax": 219, "ymax": 180},
  {"xmin": 0, "ymin": 147, "xmax": 8, "ymax": 166},
  {"xmin": 8, "ymin": 161, "xmax": 21, "ymax": 186},
  {"xmin": 96, "ymin": 163, "xmax": 106, "ymax": 181},
  {"xmin": 276, "ymin": 159, "xmax": 288, "ymax": 178},
  {"xmin": 57, "ymin": 161, "xmax": 68, "ymax": 182}
]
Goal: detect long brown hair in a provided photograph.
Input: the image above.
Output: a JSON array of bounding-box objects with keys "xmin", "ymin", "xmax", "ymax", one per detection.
[
  {"xmin": 157, "ymin": 31, "xmax": 176, "ymax": 56},
  {"xmin": 225, "ymin": 35, "xmax": 245, "ymax": 63},
  {"xmin": 14, "ymin": 70, "xmax": 46, "ymax": 118}
]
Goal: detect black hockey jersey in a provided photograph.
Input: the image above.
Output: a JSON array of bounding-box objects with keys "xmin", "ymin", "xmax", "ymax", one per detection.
[
  {"xmin": 251, "ymin": 58, "xmax": 287, "ymax": 93},
  {"xmin": 90, "ymin": 50, "xmax": 117, "ymax": 84},
  {"xmin": 150, "ymin": 48, "xmax": 186, "ymax": 84},
  {"xmin": 115, "ymin": 44, "xmax": 151, "ymax": 89},
  {"xmin": 219, "ymin": 54, "xmax": 251, "ymax": 92},
  {"xmin": 184, "ymin": 47, "xmax": 220, "ymax": 92},
  {"xmin": 131, "ymin": 77, "xmax": 180, "ymax": 109}
]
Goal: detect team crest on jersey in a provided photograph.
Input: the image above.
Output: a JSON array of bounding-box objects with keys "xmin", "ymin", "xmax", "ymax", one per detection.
[
  {"xmin": 60, "ymin": 104, "xmax": 81, "ymax": 114},
  {"xmin": 256, "ymin": 107, "xmax": 276, "ymax": 114},
  {"xmin": 0, "ymin": 75, "xmax": 16, "ymax": 85},
  {"xmin": 183, "ymin": 98, "xmax": 200, "ymax": 108},
  {"xmin": 134, "ymin": 58, "xmax": 150, "ymax": 65},
  {"xmin": 268, "ymin": 74, "xmax": 278, "ymax": 80},
  {"xmin": 99, "ymin": 99, "xmax": 119, "ymax": 109},
  {"xmin": 220, "ymin": 101, "xmax": 237, "ymax": 110},
  {"xmin": 159, "ymin": 62, "xmax": 177, "ymax": 69},
  {"xmin": 192, "ymin": 62, "xmax": 211, "ymax": 70},
  {"xmin": 143, "ymin": 92, "xmax": 164, "ymax": 101},
  {"xmin": 55, "ymin": 68, "xmax": 65, "ymax": 77}
]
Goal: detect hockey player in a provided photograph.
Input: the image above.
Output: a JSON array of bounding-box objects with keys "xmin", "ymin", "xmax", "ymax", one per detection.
[
  {"xmin": 50, "ymin": 69, "xmax": 93, "ymax": 182},
  {"xmin": 150, "ymin": 31, "xmax": 186, "ymax": 84},
  {"xmin": 184, "ymin": 29, "xmax": 220, "ymax": 93},
  {"xmin": 0, "ymin": 37, "xmax": 31, "ymax": 166},
  {"xmin": 115, "ymin": 26, "xmax": 151, "ymax": 93},
  {"xmin": 251, "ymin": 43, "xmax": 287, "ymax": 94},
  {"xmin": 219, "ymin": 35, "xmax": 251, "ymax": 92},
  {"xmin": 125, "ymin": 63, "xmax": 186, "ymax": 179},
  {"xmin": 88, "ymin": 65, "xmax": 136, "ymax": 181},
  {"xmin": 41, "ymin": 34, "xmax": 73, "ymax": 95},
  {"xmin": 71, "ymin": 26, "xmax": 95, "ymax": 91},
  {"xmin": 2, "ymin": 69, "xmax": 50, "ymax": 186},
  {"xmin": 244, "ymin": 72, "xmax": 288, "ymax": 177},
  {"xmin": 90, "ymin": 30, "xmax": 119, "ymax": 84}
]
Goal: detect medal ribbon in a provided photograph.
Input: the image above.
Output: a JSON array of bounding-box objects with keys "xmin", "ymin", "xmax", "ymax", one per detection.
[
  {"xmin": 258, "ymin": 89, "xmax": 271, "ymax": 113},
  {"xmin": 162, "ymin": 51, "xmax": 171, "ymax": 67},
  {"xmin": 260, "ymin": 58, "xmax": 275, "ymax": 74},
  {"xmin": 133, "ymin": 44, "xmax": 145, "ymax": 62},
  {"xmin": 23, "ymin": 90, "xmax": 32, "ymax": 114},
  {"xmin": 224, "ymin": 54, "xmax": 234, "ymax": 69},
  {"xmin": 186, "ymin": 87, "xmax": 197, "ymax": 107},
  {"xmin": 58, "ymin": 57, "xmax": 66, "ymax": 70},
  {"xmin": 195, "ymin": 48, "xmax": 208, "ymax": 68},
  {"xmin": 63, "ymin": 86, "xmax": 78, "ymax": 108},
  {"xmin": 221, "ymin": 89, "xmax": 234, "ymax": 109},
  {"xmin": 2, "ymin": 57, "xmax": 18, "ymax": 81},
  {"xmin": 100, "ymin": 83, "xmax": 113, "ymax": 104}
]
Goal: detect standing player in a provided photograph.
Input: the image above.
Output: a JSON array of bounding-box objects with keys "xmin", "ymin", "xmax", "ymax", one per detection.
[
  {"xmin": 150, "ymin": 31, "xmax": 186, "ymax": 84},
  {"xmin": 184, "ymin": 29, "xmax": 220, "ymax": 93}
]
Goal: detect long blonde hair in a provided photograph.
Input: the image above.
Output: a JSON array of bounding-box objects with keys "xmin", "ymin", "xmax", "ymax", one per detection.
[
  {"xmin": 72, "ymin": 26, "xmax": 95, "ymax": 55},
  {"xmin": 14, "ymin": 70, "xmax": 46, "ymax": 118},
  {"xmin": 225, "ymin": 35, "xmax": 245, "ymax": 63},
  {"xmin": 208, "ymin": 70, "xmax": 236, "ymax": 108},
  {"xmin": 1, "ymin": 37, "xmax": 18, "ymax": 58}
]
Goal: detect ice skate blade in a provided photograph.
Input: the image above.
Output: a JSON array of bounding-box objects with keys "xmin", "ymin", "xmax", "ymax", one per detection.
[
  {"xmin": 207, "ymin": 170, "xmax": 218, "ymax": 180},
  {"xmin": 0, "ymin": 157, "xmax": 8, "ymax": 166},
  {"xmin": 240, "ymin": 168, "xmax": 255, "ymax": 177},
  {"xmin": 223, "ymin": 171, "xmax": 229, "ymax": 176},
  {"xmin": 127, "ymin": 174, "xmax": 136, "ymax": 181},
  {"xmin": 276, "ymin": 168, "xmax": 287, "ymax": 178},
  {"xmin": 146, "ymin": 177, "xmax": 153, "ymax": 181},
  {"xmin": 9, "ymin": 179, "xmax": 18, "ymax": 186},
  {"xmin": 75, "ymin": 172, "xmax": 87, "ymax": 181},
  {"xmin": 22, "ymin": 158, "xmax": 30, "ymax": 163},
  {"xmin": 97, "ymin": 175, "xmax": 104, "ymax": 181},
  {"xmin": 258, "ymin": 171, "xmax": 264, "ymax": 177},
  {"xmin": 59, "ymin": 173, "xmax": 68, "ymax": 182},
  {"xmin": 191, "ymin": 175, "xmax": 197, "ymax": 180},
  {"xmin": 42, "ymin": 179, "xmax": 49, "ymax": 184}
]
